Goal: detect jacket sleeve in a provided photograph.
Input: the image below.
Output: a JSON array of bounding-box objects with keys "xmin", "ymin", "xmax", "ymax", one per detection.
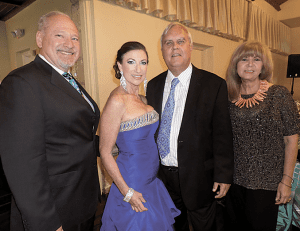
[
  {"xmin": 212, "ymin": 79, "xmax": 234, "ymax": 184},
  {"xmin": 0, "ymin": 75, "xmax": 61, "ymax": 230}
]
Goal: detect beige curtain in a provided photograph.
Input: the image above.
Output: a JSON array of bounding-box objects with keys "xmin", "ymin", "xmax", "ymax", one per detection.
[
  {"xmin": 248, "ymin": 4, "xmax": 290, "ymax": 54},
  {"xmin": 101, "ymin": 0, "xmax": 290, "ymax": 58},
  {"xmin": 103, "ymin": 0, "xmax": 248, "ymax": 40}
]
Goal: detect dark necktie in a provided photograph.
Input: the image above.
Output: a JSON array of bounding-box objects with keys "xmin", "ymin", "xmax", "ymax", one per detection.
[
  {"xmin": 62, "ymin": 72, "xmax": 82, "ymax": 95},
  {"xmin": 157, "ymin": 78, "xmax": 180, "ymax": 159}
]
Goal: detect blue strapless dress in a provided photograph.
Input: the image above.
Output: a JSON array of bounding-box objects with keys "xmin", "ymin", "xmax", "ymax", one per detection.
[{"xmin": 100, "ymin": 110, "xmax": 180, "ymax": 231}]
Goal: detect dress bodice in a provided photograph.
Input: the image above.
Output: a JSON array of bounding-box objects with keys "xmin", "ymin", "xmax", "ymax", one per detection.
[{"xmin": 116, "ymin": 110, "xmax": 159, "ymax": 191}]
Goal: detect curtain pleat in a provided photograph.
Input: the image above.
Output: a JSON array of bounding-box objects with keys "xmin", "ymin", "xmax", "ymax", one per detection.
[
  {"xmin": 189, "ymin": 0, "xmax": 199, "ymax": 28},
  {"xmin": 177, "ymin": 0, "xmax": 191, "ymax": 24},
  {"xmin": 218, "ymin": 0, "xmax": 227, "ymax": 34},
  {"xmin": 197, "ymin": 0, "xmax": 205, "ymax": 30},
  {"xmin": 247, "ymin": 4, "xmax": 290, "ymax": 54},
  {"xmin": 101, "ymin": 0, "xmax": 290, "ymax": 54}
]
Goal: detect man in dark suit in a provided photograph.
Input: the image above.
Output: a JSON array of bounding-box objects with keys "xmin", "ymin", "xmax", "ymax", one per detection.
[
  {"xmin": 147, "ymin": 23, "xmax": 234, "ymax": 231},
  {"xmin": 0, "ymin": 11, "xmax": 100, "ymax": 231}
]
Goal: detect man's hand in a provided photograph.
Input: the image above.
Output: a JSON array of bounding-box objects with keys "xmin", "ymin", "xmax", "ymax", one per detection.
[{"xmin": 212, "ymin": 182, "xmax": 231, "ymax": 198}]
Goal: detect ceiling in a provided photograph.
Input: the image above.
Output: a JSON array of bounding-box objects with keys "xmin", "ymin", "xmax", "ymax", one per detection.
[
  {"xmin": 0, "ymin": 0, "xmax": 298, "ymax": 27},
  {"xmin": 264, "ymin": 0, "xmax": 288, "ymax": 11},
  {"xmin": 0, "ymin": 0, "xmax": 35, "ymax": 21}
]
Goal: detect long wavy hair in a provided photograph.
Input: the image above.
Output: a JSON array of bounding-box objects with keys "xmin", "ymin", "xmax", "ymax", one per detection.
[{"xmin": 226, "ymin": 41, "xmax": 273, "ymax": 102}]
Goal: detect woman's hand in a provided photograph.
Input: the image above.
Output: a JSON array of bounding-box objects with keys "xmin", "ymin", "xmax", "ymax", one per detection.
[
  {"xmin": 129, "ymin": 190, "xmax": 148, "ymax": 212},
  {"xmin": 275, "ymin": 181, "xmax": 292, "ymax": 205}
]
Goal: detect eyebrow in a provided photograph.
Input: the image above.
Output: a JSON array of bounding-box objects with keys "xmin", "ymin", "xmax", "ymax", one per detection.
[
  {"xmin": 126, "ymin": 58, "xmax": 147, "ymax": 62},
  {"xmin": 164, "ymin": 37, "xmax": 186, "ymax": 42}
]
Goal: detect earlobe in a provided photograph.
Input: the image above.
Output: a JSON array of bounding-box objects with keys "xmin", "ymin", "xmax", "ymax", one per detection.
[
  {"xmin": 36, "ymin": 31, "xmax": 43, "ymax": 48},
  {"xmin": 117, "ymin": 62, "xmax": 123, "ymax": 72}
]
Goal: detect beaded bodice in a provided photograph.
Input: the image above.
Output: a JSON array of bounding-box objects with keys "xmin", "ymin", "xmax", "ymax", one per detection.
[{"xmin": 119, "ymin": 110, "xmax": 159, "ymax": 132}]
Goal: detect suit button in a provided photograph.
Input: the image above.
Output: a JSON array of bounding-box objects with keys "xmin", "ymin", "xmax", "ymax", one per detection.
[
  {"xmin": 91, "ymin": 116, "xmax": 96, "ymax": 121},
  {"xmin": 178, "ymin": 140, "xmax": 183, "ymax": 148}
]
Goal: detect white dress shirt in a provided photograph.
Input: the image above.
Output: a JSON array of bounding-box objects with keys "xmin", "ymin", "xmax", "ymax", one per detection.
[{"xmin": 160, "ymin": 64, "xmax": 192, "ymax": 167}]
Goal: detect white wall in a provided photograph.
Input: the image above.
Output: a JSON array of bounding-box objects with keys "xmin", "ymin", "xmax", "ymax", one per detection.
[{"xmin": 0, "ymin": 21, "xmax": 11, "ymax": 81}]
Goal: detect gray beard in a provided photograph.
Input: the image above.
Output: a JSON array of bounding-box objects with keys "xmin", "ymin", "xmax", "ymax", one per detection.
[{"xmin": 58, "ymin": 59, "xmax": 75, "ymax": 71}]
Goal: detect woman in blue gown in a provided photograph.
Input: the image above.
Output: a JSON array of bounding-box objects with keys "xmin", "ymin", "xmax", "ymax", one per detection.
[{"xmin": 99, "ymin": 42, "xmax": 180, "ymax": 231}]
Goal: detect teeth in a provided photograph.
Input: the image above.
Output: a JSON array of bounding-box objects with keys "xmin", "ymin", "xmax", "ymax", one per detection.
[
  {"xmin": 172, "ymin": 54, "xmax": 180, "ymax": 57},
  {"xmin": 60, "ymin": 51, "xmax": 73, "ymax": 55}
]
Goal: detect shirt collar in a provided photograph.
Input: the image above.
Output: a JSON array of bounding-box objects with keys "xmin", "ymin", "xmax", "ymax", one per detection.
[
  {"xmin": 38, "ymin": 54, "xmax": 68, "ymax": 76},
  {"xmin": 166, "ymin": 64, "xmax": 192, "ymax": 89}
]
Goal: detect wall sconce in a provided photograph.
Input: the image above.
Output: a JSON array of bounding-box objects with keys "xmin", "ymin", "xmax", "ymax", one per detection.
[{"xmin": 11, "ymin": 29, "xmax": 25, "ymax": 39}]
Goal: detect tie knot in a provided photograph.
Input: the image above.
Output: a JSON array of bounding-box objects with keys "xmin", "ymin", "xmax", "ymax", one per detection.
[
  {"xmin": 62, "ymin": 72, "xmax": 73, "ymax": 80},
  {"xmin": 171, "ymin": 78, "xmax": 180, "ymax": 89}
]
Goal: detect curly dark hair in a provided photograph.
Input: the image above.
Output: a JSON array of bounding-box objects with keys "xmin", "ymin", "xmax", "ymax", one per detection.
[{"xmin": 113, "ymin": 41, "xmax": 149, "ymax": 79}]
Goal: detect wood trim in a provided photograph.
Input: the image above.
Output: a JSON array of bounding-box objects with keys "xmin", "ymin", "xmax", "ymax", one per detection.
[
  {"xmin": 79, "ymin": 0, "xmax": 100, "ymax": 105},
  {"xmin": 79, "ymin": 0, "xmax": 102, "ymax": 193}
]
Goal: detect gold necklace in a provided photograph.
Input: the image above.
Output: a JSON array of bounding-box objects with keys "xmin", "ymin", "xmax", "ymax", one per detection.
[{"xmin": 233, "ymin": 80, "xmax": 270, "ymax": 108}]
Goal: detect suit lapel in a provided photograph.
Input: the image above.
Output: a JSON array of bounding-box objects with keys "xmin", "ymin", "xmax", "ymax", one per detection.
[
  {"xmin": 179, "ymin": 66, "xmax": 203, "ymax": 137},
  {"xmin": 79, "ymin": 82, "xmax": 100, "ymax": 116},
  {"xmin": 50, "ymin": 70, "xmax": 95, "ymax": 111},
  {"xmin": 155, "ymin": 73, "xmax": 167, "ymax": 118},
  {"xmin": 33, "ymin": 55, "xmax": 96, "ymax": 113}
]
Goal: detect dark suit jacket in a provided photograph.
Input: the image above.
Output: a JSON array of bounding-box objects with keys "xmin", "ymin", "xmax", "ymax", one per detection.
[
  {"xmin": 147, "ymin": 65, "xmax": 233, "ymax": 210},
  {"xmin": 0, "ymin": 56, "xmax": 100, "ymax": 231}
]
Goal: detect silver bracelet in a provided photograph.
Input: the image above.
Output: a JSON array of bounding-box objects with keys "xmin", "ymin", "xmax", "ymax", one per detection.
[{"xmin": 123, "ymin": 188, "xmax": 134, "ymax": 202}]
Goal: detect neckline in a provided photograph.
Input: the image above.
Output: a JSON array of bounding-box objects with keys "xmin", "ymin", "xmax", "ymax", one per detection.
[
  {"xmin": 120, "ymin": 110, "xmax": 157, "ymax": 124},
  {"xmin": 234, "ymin": 80, "xmax": 270, "ymax": 108},
  {"xmin": 119, "ymin": 110, "xmax": 159, "ymax": 132}
]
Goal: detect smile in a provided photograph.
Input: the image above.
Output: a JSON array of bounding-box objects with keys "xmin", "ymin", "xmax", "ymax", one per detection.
[
  {"xmin": 132, "ymin": 75, "xmax": 142, "ymax": 78},
  {"xmin": 172, "ymin": 53, "xmax": 181, "ymax": 57},
  {"xmin": 58, "ymin": 50, "xmax": 75, "ymax": 55}
]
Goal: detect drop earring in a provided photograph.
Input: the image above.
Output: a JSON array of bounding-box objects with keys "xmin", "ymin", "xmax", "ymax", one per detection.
[
  {"xmin": 144, "ymin": 77, "xmax": 147, "ymax": 95},
  {"xmin": 120, "ymin": 71, "xmax": 127, "ymax": 92}
]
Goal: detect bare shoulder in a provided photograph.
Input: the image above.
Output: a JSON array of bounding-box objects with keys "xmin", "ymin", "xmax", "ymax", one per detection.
[
  {"xmin": 106, "ymin": 87, "xmax": 126, "ymax": 106},
  {"xmin": 102, "ymin": 87, "xmax": 126, "ymax": 117}
]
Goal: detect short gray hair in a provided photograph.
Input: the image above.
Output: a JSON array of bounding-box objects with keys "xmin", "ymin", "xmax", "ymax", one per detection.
[
  {"xmin": 38, "ymin": 11, "xmax": 71, "ymax": 32},
  {"xmin": 160, "ymin": 22, "xmax": 193, "ymax": 47}
]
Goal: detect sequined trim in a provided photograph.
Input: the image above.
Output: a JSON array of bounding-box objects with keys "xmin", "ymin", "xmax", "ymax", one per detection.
[{"xmin": 120, "ymin": 110, "xmax": 159, "ymax": 132}]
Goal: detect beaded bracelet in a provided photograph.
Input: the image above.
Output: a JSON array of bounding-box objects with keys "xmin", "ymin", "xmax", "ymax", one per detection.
[
  {"xmin": 280, "ymin": 181, "xmax": 292, "ymax": 188},
  {"xmin": 283, "ymin": 174, "xmax": 294, "ymax": 183},
  {"xmin": 123, "ymin": 188, "xmax": 134, "ymax": 202}
]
